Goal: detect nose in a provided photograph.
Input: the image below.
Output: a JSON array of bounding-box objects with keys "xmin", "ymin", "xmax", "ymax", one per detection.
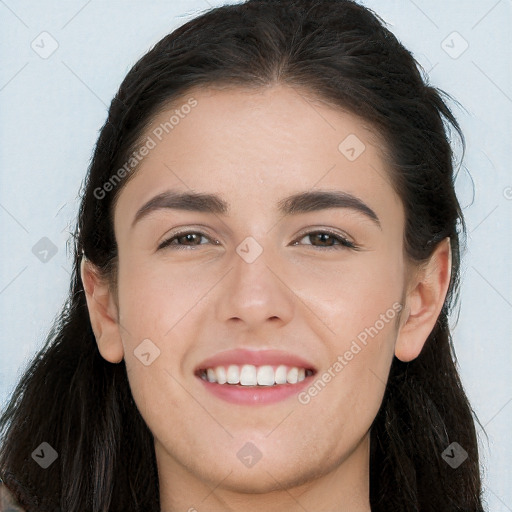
[{"xmin": 214, "ymin": 243, "xmax": 295, "ymax": 332}]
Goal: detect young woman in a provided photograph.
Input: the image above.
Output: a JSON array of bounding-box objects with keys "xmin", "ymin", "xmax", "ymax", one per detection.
[{"xmin": 0, "ymin": 0, "xmax": 485, "ymax": 510}]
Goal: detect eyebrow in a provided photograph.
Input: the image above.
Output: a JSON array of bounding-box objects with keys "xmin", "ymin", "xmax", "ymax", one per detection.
[{"xmin": 131, "ymin": 189, "xmax": 381, "ymax": 229}]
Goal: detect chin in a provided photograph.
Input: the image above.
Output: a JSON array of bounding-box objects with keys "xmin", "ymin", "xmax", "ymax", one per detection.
[
  {"xmin": 189, "ymin": 440, "xmax": 329, "ymax": 496},
  {"xmin": 209, "ymin": 463, "xmax": 320, "ymax": 495}
]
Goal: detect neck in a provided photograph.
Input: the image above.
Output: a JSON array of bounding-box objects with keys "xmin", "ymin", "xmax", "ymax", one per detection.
[{"xmin": 156, "ymin": 433, "xmax": 372, "ymax": 512}]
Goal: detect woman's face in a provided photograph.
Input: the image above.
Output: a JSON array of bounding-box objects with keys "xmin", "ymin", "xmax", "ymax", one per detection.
[{"xmin": 109, "ymin": 84, "xmax": 409, "ymax": 496}]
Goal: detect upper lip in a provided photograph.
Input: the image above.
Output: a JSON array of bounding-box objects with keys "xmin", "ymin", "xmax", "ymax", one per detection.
[{"xmin": 195, "ymin": 348, "xmax": 317, "ymax": 373}]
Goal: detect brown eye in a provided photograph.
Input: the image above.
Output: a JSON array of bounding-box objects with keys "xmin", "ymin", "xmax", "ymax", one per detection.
[
  {"xmin": 157, "ymin": 229, "xmax": 357, "ymax": 251},
  {"xmin": 158, "ymin": 231, "xmax": 212, "ymax": 250},
  {"xmin": 293, "ymin": 231, "xmax": 357, "ymax": 250}
]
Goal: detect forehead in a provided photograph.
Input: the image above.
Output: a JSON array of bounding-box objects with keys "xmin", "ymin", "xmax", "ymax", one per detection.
[{"xmin": 113, "ymin": 84, "xmax": 402, "ymax": 233}]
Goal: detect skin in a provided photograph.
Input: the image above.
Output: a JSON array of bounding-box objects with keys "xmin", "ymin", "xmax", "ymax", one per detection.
[
  {"xmin": 81, "ymin": 84, "xmax": 451, "ymax": 512},
  {"xmin": 0, "ymin": 482, "xmax": 25, "ymax": 511}
]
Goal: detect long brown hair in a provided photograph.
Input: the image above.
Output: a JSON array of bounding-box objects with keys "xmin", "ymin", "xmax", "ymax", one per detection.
[{"xmin": 0, "ymin": 1, "xmax": 485, "ymax": 510}]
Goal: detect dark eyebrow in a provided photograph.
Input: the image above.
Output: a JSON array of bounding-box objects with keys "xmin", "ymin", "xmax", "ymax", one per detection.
[{"xmin": 131, "ymin": 189, "xmax": 381, "ymax": 229}]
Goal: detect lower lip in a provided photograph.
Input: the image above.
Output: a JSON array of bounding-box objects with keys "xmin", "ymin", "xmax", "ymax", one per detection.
[{"xmin": 197, "ymin": 376, "xmax": 314, "ymax": 405}]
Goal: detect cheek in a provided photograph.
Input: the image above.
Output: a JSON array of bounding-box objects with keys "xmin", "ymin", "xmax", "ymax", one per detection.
[
  {"xmin": 292, "ymin": 252, "xmax": 402, "ymax": 431},
  {"xmin": 115, "ymin": 250, "xmax": 212, "ymax": 337},
  {"xmin": 289, "ymin": 248, "xmax": 404, "ymax": 333},
  {"xmin": 297, "ymin": 315, "xmax": 397, "ymax": 450}
]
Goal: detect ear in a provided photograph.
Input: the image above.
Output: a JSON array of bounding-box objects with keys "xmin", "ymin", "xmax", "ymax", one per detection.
[
  {"xmin": 80, "ymin": 256, "xmax": 124, "ymax": 363},
  {"xmin": 395, "ymin": 237, "xmax": 452, "ymax": 362}
]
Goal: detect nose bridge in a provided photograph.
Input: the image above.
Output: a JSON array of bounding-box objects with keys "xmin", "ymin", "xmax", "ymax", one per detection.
[{"xmin": 215, "ymin": 237, "xmax": 295, "ymax": 328}]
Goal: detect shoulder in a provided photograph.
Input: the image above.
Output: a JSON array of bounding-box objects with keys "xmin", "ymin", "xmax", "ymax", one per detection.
[{"xmin": 0, "ymin": 482, "xmax": 26, "ymax": 512}]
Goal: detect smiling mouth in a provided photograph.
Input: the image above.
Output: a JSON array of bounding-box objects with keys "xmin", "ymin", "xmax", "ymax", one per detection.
[{"xmin": 196, "ymin": 364, "xmax": 316, "ymax": 387}]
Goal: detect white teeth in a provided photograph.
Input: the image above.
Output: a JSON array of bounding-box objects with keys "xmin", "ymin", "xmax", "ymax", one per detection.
[
  {"xmin": 240, "ymin": 365, "xmax": 257, "ymax": 386},
  {"xmin": 215, "ymin": 366, "xmax": 227, "ymax": 384},
  {"xmin": 287, "ymin": 367, "xmax": 298, "ymax": 384},
  {"xmin": 201, "ymin": 364, "xmax": 312, "ymax": 386},
  {"xmin": 275, "ymin": 365, "xmax": 288, "ymax": 384},
  {"xmin": 226, "ymin": 364, "xmax": 240, "ymax": 384},
  {"xmin": 257, "ymin": 365, "xmax": 275, "ymax": 386}
]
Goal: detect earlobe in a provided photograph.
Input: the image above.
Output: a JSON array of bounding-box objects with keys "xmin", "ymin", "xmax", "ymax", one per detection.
[
  {"xmin": 394, "ymin": 237, "xmax": 452, "ymax": 362},
  {"xmin": 80, "ymin": 255, "xmax": 124, "ymax": 364}
]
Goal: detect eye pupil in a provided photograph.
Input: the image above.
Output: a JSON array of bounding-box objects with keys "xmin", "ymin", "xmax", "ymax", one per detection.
[
  {"xmin": 312, "ymin": 233, "xmax": 334, "ymax": 246},
  {"xmin": 182, "ymin": 233, "xmax": 199, "ymax": 244}
]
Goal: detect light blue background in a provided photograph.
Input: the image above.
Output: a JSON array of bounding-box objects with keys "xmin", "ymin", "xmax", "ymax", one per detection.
[{"xmin": 0, "ymin": 1, "xmax": 511, "ymax": 510}]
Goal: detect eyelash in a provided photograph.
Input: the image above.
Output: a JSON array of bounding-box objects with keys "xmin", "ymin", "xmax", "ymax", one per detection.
[{"xmin": 157, "ymin": 229, "xmax": 358, "ymax": 251}]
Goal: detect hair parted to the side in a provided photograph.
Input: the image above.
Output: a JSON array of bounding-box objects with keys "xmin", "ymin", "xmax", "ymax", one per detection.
[{"xmin": 0, "ymin": 1, "xmax": 485, "ymax": 511}]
